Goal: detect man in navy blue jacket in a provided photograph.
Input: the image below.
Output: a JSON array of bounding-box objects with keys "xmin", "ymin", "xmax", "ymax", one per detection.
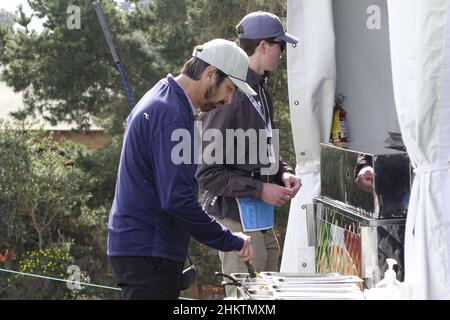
[{"xmin": 108, "ymin": 39, "xmax": 255, "ymax": 300}]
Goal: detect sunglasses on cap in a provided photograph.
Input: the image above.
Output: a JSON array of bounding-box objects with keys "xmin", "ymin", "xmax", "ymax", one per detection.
[{"xmin": 266, "ymin": 40, "xmax": 286, "ymax": 52}]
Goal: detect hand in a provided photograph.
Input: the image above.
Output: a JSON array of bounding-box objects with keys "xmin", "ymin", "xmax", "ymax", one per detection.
[
  {"xmin": 261, "ymin": 183, "xmax": 294, "ymax": 206},
  {"xmin": 234, "ymin": 232, "xmax": 253, "ymax": 262},
  {"xmin": 355, "ymin": 166, "xmax": 374, "ymax": 192},
  {"xmin": 281, "ymin": 172, "xmax": 302, "ymax": 198}
]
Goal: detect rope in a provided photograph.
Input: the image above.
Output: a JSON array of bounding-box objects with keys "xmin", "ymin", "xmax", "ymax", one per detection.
[
  {"xmin": 0, "ymin": 268, "xmax": 195, "ymax": 299},
  {"xmin": 0, "ymin": 267, "xmax": 121, "ymax": 291}
]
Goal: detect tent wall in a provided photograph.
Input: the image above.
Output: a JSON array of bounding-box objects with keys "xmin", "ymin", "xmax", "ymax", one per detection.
[
  {"xmin": 387, "ymin": 0, "xmax": 450, "ymax": 299},
  {"xmin": 281, "ymin": 0, "xmax": 336, "ymax": 273},
  {"xmin": 334, "ymin": 0, "xmax": 399, "ymax": 143}
]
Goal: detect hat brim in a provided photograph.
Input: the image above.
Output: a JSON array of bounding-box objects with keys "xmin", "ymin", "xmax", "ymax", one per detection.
[
  {"xmin": 230, "ymin": 77, "xmax": 257, "ymax": 96},
  {"xmin": 279, "ymin": 32, "xmax": 299, "ymax": 44}
]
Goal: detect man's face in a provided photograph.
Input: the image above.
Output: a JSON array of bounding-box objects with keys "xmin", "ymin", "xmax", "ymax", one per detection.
[
  {"xmin": 261, "ymin": 38, "xmax": 285, "ymax": 72},
  {"xmin": 199, "ymin": 75, "xmax": 237, "ymax": 112}
]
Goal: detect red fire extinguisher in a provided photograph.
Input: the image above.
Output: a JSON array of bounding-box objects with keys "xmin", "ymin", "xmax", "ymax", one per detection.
[{"xmin": 330, "ymin": 94, "xmax": 349, "ymax": 144}]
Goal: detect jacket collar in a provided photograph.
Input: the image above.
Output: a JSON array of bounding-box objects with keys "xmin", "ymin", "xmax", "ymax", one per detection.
[
  {"xmin": 167, "ymin": 73, "xmax": 195, "ymax": 119},
  {"xmin": 246, "ymin": 68, "xmax": 269, "ymax": 87}
]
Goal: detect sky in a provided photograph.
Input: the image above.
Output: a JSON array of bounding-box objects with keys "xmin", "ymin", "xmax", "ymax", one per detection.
[
  {"xmin": 0, "ymin": 0, "xmax": 44, "ymax": 32},
  {"xmin": 0, "ymin": 0, "xmax": 126, "ymax": 32},
  {"xmin": 0, "ymin": 0, "xmax": 28, "ymax": 13},
  {"xmin": 0, "ymin": 0, "xmax": 125, "ymax": 12}
]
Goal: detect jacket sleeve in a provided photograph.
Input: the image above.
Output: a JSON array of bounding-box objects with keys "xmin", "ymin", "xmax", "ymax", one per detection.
[
  {"xmin": 196, "ymin": 106, "xmax": 264, "ymax": 199},
  {"xmin": 151, "ymin": 122, "xmax": 244, "ymax": 252},
  {"xmin": 275, "ymin": 157, "xmax": 295, "ymax": 186}
]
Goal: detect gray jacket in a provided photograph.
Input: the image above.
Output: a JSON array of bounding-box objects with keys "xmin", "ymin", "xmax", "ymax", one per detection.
[{"xmin": 196, "ymin": 68, "xmax": 294, "ymax": 222}]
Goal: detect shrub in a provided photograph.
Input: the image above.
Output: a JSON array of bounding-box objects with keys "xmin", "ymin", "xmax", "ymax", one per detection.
[{"xmin": 0, "ymin": 244, "xmax": 95, "ymax": 299}]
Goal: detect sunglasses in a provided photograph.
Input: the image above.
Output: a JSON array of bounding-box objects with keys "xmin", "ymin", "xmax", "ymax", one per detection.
[{"xmin": 266, "ymin": 40, "xmax": 286, "ymax": 52}]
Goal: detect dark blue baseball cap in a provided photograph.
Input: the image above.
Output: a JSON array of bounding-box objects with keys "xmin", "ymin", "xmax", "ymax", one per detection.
[{"xmin": 237, "ymin": 11, "xmax": 299, "ymax": 44}]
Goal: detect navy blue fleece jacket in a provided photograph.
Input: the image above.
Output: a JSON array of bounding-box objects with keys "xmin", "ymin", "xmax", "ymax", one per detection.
[{"xmin": 107, "ymin": 74, "xmax": 243, "ymax": 261}]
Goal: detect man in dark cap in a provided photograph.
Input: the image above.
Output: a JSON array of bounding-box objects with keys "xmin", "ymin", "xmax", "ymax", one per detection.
[{"xmin": 196, "ymin": 12, "xmax": 302, "ymax": 296}]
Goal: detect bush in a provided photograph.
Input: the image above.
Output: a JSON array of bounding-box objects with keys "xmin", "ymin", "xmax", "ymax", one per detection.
[{"xmin": 0, "ymin": 243, "xmax": 93, "ymax": 299}]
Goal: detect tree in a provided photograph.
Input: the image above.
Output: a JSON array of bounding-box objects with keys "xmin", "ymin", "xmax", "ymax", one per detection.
[
  {"xmin": 0, "ymin": 121, "xmax": 90, "ymax": 251},
  {"xmin": 0, "ymin": 121, "xmax": 120, "ymax": 299},
  {"xmin": 0, "ymin": 0, "xmax": 165, "ymax": 132},
  {"xmin": 0, "ymin": 122, "xmax": 31, "ymax": 251},
  {"xmin": 19, "ymin": 137, "xmax": 89, "ymax": 250}
]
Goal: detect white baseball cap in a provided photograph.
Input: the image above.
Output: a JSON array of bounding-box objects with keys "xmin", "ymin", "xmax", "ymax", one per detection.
[{"xmin": 193, "ymin": 39, "xmax": 257, "ymax": 96}]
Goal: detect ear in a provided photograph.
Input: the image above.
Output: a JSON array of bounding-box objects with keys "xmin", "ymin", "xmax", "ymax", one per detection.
[
  {"xmin": 257, "ymin": 40, "xmax": 268, "ymax": 54},
  {"xmin": 203, "ymin": 66, "xmax": 217, "ymax": 81}
]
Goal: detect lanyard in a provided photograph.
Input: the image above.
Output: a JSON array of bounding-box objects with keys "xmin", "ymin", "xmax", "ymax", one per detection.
[
  {"xmin": 245, "ymin": 93, "xmax": 272, "ymax": 134},
  {"xmin": 246, "ymin": 91, "xmax": 276, "ymax": 164}
]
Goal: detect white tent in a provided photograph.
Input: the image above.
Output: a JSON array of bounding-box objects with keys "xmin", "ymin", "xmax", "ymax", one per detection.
[{"xmin": 282, "ymin": 0, "xmax": 450, "ymax": 299}]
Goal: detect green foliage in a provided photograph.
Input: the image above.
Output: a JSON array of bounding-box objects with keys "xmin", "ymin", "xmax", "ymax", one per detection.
[
  {"xmin": 0, "ymin": 0, "xmax": 164, "ymax": 132},
  {"xmin": 40, "ymin": 140, "xmax": 120, "ymax": 299},
  {"xmin": 68, "ymin": 134, "xmax": 122, "ymax": 209},
  {"xmin": 187, "ymin": 0, "xmax": 286, "ymax": 44},
  {"xmin": 0, "ymin": 0, "xmax": 289, "ymax": 134},
  {"xmin": 1, "ymin": 243, "xmax": 94, "ymax": 300},
  {"xmin": 0, "ymin": 123, "xmax": 31, "ymax": 249},
  {"xmin": 0, "ymin": 121, "xmax": 88, "ymax": 250}
]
